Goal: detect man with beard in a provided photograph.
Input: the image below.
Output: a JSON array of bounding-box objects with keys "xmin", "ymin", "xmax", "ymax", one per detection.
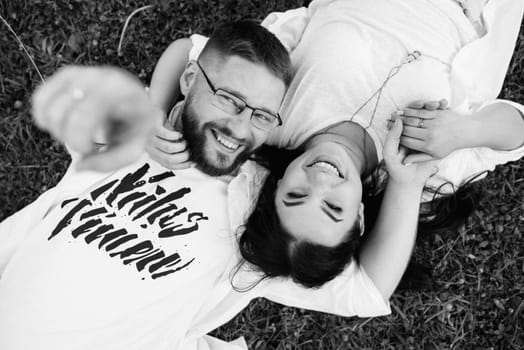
[{"xmin": 0, "ymin": 21, "xmax": 291, "ymax": 350}]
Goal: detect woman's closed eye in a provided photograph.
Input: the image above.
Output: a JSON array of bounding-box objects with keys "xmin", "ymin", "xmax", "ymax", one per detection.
[
  {"xmin": 282, "ymin": 191, "xmax": 307, "ymax": 207},
  {"xmin": 324, "ymin": 201, "xmax": 342, "ymax": 213},
  {"xmin": 321, "ymin": 201, "xmax": 344, "ymax": 222},
  {"xmin": 287, "ymin": 191, "xmax": 307, "ymax": 199}
]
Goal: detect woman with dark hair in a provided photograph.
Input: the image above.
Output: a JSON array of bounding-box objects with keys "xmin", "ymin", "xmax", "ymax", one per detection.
[
  {"xmin": 150, "ymin": 0, "xmax": 524, "ymax": 291},
  {"xmin": 236, "ymin": 0, "xmax": 524, "ymax": 289}
]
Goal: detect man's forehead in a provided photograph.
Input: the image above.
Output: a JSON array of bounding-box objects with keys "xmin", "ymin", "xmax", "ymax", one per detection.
[{"xmin": 203, "ymin": 55, "xmax": 284, "ymax": 104}]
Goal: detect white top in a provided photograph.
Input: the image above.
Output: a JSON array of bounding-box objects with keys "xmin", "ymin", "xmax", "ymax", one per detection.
[{"xmin": 261, "ymin": 0, "xmax": 524, "ymax": 200}]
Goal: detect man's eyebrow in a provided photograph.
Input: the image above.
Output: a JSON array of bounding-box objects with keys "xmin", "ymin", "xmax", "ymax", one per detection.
[
  {"xmin": 282, "ymin": 199, "xmax": 304, "ymax": 207},
  {"xmin": 220, "ymin": 87, "xmax": 248, "ymax": 101},
  {"xmin": 321, "ymin": 207, "xmax": 343, "ymax": 223},
  {"xmin": 220, "ymin": 87, "xmax": 278, "ymax": 115}
]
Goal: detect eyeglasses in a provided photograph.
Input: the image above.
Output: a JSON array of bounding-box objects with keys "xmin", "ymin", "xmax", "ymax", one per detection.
[{"xmin": 196, "ymin": 61, "xmax": 282, "ymax": 131}]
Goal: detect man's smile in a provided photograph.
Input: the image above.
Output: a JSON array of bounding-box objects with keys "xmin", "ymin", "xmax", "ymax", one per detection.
[{"xmin": 210, "ymin": 128, "xmax": 243, "ymax": 153}]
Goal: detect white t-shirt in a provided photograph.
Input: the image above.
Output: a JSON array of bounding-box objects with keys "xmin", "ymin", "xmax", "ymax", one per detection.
[{"xmin": 0, "ymin": 154, "xmax": 265, "ymax": 350}]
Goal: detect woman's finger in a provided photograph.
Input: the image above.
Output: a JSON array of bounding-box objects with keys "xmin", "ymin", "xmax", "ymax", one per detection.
[
  {"xmin": 147, "ymin": 147, "xmax": 191, "ymax": 170},
  {"xmin": 401, "ymin": 124, "xmax": 427, "ymax": 140},
  {"xmin": 401, "ymin": 108, "xmax": 435, "ymax": 119},
  {"xmin": 383, "ymin": 118, "xmax": 403, "ymax": 158},
  {"xmin": 77, "ymin": 137, "xmax": 147, "ymax": 172},
  {"xmin": 153, "ymin": 139, "xmax": 187, "ymax": 155},
  {"xmin": 438, "ymin": 99, "xmax": 448, "ymax": 109},
  {"xmin": 406, "ymin": 100, "xmax": 426, "ymax": 109},
  {"xmin": 423, "ymin": 101, "xmax": 441, "ymax": 110},
  {"xmin": 399, "ymin": 136, "xmax": 425, "ymax": 152},
  {"xmin": 398, "ymin": 146, "xmax": 408, "ymax": 159},
  {"xmin": 398, "ymin": 115, "xmax": 433, "ymax": 129},
  {"xmin": 155, "ymin": 124, "xmax": 184, "ymax": 142}
]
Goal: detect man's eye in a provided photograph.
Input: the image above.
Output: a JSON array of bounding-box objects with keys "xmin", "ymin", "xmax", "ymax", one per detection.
[
  {"xmin": 218, "ymin": 94, "xmax": 237, "ymax": 105},
  {"xmin": 254, "ymin": 112, "xmax": 273, "ymax": 123},
  {"xmin": 325, "ymin": 202, "xmax": 342, "ymax": 213}
]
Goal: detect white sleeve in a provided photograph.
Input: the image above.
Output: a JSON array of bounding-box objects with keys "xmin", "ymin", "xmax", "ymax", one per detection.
[
  {"xmin": 261, "ymin": 259, "xmax": 391, "ymax": 318},
  {"xmin": 181, "ymin": 335, "xmax": 247, "ymax": 350},
  {"xmin": 423, "ymin": 99, "xmax": 524, "ymax": 201},
  {"xmin": 450, "ymin": 0, "xmax": 524, "ymax": 102},
  {"xmin": 261, "ymin": 7, "xmax": 310, "ymax": 52},
  {"xmin": 0, "ymin": 188, "xmax": 58, "ymax": 275},
  {"xmin": 188, "ymin": 34, "xmax": 209, "ymax": 61}
]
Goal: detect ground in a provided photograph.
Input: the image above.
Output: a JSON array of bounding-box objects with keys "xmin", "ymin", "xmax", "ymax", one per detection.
[{"xmin": 0, "ymin": 1, "xmax": 522, "ymax": 349}]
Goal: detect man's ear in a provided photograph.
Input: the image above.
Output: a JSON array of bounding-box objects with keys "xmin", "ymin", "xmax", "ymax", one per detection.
[{"xmin": 180, "ymin": 60, "xmax": 198, "ymax": 96}]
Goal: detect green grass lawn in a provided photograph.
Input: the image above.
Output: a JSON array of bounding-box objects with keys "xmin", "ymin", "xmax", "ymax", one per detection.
[{"xmin": 1, "ymin": 1, "xmax": 522, "ymax": 349}]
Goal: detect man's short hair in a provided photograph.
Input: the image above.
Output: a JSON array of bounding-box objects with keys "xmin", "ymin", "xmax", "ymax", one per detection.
[{"xmin": 200, "ymin": 20, "xmax": 292, "ymax": 86}]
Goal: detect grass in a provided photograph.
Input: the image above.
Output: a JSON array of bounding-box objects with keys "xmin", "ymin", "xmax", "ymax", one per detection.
[{"xmin": 1, "ymin": 1, "xmax": 523, "ymax": 349}]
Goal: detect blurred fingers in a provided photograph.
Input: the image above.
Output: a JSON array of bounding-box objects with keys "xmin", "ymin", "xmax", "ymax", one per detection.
[{"xmin": 77, "ymin": 139, "xmax": 147, "ymax": 172}]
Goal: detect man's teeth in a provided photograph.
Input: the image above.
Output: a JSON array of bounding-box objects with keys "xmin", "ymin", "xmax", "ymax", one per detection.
[
  {"xmin": 311, "ymin": 161, "xmax": 341, "ymax": 177},
  {"xmin": 216, "ymin": 133, "xmax": 240, "ymax": 151}
]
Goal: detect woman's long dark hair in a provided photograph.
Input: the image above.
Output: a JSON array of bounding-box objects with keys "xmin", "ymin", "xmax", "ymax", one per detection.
[{"xmin": 238, "ymin": 146, "xmax": 484, "ymax": 290}]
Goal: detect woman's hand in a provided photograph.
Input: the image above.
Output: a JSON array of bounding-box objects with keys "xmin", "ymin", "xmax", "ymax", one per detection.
[
  {"xmin": 146, "ymin": 118, "xmax": 193, "ymax": 170},
  {"xmin": 383, "ymin": 118, "xmax": 438, "ymax": 189},
  {"xmin": 388, "ymin": 99, "xmax": 471, "ymax": 159},
  {"xmin": 32, "ymin": 66, "xmax": 158, "ymax": 171}
]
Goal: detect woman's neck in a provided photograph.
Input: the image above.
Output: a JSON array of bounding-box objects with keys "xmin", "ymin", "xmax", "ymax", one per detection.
[{"xmin": 305, "ymin": 121, "xmax": 378, "ymax": 176}]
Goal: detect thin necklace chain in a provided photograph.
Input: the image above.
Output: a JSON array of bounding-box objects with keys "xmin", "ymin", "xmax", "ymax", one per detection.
[
  {"xmin": 347, "ymin": 50, "xmax": 422, "ymax": 176},
  {"xmin": 350, "ymin": 50, "xmax": 422, "ymax": 129}
]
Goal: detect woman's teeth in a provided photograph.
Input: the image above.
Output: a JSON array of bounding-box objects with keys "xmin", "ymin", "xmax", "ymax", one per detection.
[{"xmin": 311, "ymin": 161, "xmax": 341, "ymax": 177}]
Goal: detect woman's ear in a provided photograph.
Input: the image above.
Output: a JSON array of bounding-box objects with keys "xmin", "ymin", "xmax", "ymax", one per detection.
[
  {"xmin": 180, "ymin": 60, "xmax": 197, "ymax": 96},
  {"xmin": 358, "ymin": 202, "xmax": 365, "ymax": 236}
]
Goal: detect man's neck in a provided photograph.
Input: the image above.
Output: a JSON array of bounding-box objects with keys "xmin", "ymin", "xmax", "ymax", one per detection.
[{"xmin": 305, "ymin": 121, "xmax": 378, "ymax": 176}]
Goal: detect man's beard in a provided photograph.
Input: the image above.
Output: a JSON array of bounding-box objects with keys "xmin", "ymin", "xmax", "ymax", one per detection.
[{"xmin": 181, "ymin": 101, "xmax": 254, "ymax": 176}]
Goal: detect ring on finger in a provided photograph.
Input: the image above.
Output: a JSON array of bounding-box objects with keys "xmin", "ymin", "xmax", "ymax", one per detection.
[{"xmin": 417, "ymin": 118, "xmax": 425, "ymax": 128}]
